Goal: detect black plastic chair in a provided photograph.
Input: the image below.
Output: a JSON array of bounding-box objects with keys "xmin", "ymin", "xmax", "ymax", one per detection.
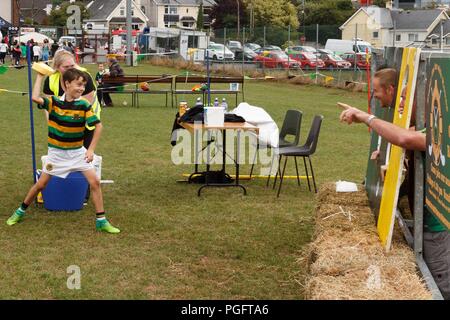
[
  {"xmin": 249, "ymin": 109, "xmax": 302, "ymax": 179},
  {"xmin": 273, "ymin": 115, "xmax": 324, "ymax": 197}
]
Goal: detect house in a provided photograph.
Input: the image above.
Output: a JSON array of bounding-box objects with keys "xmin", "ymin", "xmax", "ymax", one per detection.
[
  {"xmin": 393, "ymin": 0, "xmax": 450, "ymax": 9},
  {"xmin": 19, "ymin": 0, "xmax": 51, "ymax": 25},
  {"xmin": 427, "ymin": 19, "xmax": 450, "ymax": 49},
  {"xmin": 84, "ymin": 0, "xmax": 149, "ymax": 34},
  {"xmin": 136, "ymin": 0, "xmax": 216, "ymax": 29},
  {"xmin": 340, "ymin": 5, "xmax": 449, "ymax": 48}
]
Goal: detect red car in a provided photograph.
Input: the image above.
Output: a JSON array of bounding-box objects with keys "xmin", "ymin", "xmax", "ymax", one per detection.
[
  {"xmin": 341, "ymin": 53, "xmax": 370, "ymax": 70},
  {"xmin": 288, "ymin": 51, "xmax": 325, "ymax": 69},
  {"xmin": 318, "ymin": 53, "xmax": 352, "ymax": 69},
  {"xmin": 254, "ymin": 51, "xmax": 301, "ymax": 69}
]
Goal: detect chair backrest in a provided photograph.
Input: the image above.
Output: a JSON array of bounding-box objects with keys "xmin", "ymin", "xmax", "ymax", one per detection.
[
  {"xmin": 303, "ymin": 115, "xmax": 324, "ymax": 154},
  {"xmin": 279, "ymin": 110, "xmax": 302, "ymax": 146}
]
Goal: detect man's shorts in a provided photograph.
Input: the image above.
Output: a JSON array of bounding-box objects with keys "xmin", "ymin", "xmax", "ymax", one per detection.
[
  {"xmin": 42, "ymin": 147, "xmax": 94, "ymax": 178},
  {"xmin": 423, "ymin": 231, "xmax": 450, "ymax": 300}
]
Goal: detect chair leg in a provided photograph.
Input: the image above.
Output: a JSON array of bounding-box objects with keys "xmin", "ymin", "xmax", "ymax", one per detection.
[
  {"xmin": 249, "ymin": 144, "xmax": 259, "ymax": 179},
  {"xmin": 294, "ymin": 156, "xmax": 300, "ymax": 187},
  {"xmin": 308, "ymin": 156, "xmax": 317, "ymax": 193},
  {"xmin": 277, "ymin": 156, "xmax": 288, "ymax": 197},
  {"xmin": 303, "ymin": 156, "xmax": 311, "ymax": 192},
  {"xmin": 272, "ymin": 155, "xmax": 282, "ymax": 190},
  {"xmin": 266, "ymin": 152, "xmax": 275, "ymax": 187}
]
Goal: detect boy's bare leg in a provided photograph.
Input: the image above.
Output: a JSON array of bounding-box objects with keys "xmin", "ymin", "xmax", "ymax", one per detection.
[
  {"xmin": 23, "ymin": 173, "xmax": 52, "ymax": 205},
  {"xmin": 82, "ymin": 169, "xmax": 104, "ymax": 212},
  {"xmin": 6, "ymin": 173, "xmax": 52, "ymax": 226},
  {"xmin": 82, "ymin": 169, "xmax": 120, "ymax": 234}
]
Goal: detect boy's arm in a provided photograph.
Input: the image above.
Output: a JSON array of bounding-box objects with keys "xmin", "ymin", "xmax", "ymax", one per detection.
[
  {"xmin": 32, "ymin": 73, "xmax": 45, "ymax": 105},
  {"xmin": 84, "ymin": 122, "xmax": 103, "ymax": 163}
]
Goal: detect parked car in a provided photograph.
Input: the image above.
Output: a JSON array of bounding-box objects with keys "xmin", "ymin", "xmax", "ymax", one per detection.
[
  {"xmin": 254, "ymin": 51, "xmax": 300, "ymax": 69},
  {"xmin": 244, "ymin": 43, "xmax": 261, "ymax": 52},
  {"xmin": 234, "ymin": 47, "xmax": 258, "ymax": 61},
  {"xmin": 226, "ymin": 40, "xmax": 243, "ymax": 53},
  {"xmin": 317, "ymin": 48, "xmax": 334, "ymax": 55},
  {"xmin": 254, "ymin": 45, "xmax": 283, "ymax": 55},
  {"xmin": 288, "ymin": 51, "xmax": 325, "ymax": 69},
  {"xmin": 341, "ymin": 52, "xmax": 370, "ymax": 70},
  {"xmin": 318, "ymin": 53, "xmax": 352, "ymax": 69},
  {"xmin": 286, "ymin": 45, "xmax": 317, "ymax": 54},
  {"xmin": 205, "ymin": 43, "xmax": 235, "ymax": 61}
]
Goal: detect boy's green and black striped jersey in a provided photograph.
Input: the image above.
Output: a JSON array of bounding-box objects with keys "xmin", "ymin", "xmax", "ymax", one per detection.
[{"xmin": 38, "ymin": 95, "xmax": 100, "ymax": 150}]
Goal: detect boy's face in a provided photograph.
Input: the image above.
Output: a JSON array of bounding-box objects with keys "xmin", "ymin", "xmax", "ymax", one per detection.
[
  {"xmin": 98, "ymin": 64, "xmax": 104, "ymax": 71},
  {"xmin": 65, "ymin": 77, "xmax": 86, "ymax": 99}
]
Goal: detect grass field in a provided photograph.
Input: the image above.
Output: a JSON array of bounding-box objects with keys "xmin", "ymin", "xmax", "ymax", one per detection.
[{"xmin": 0, "ymin": 61, "xmax": 369, "ymax": 299}]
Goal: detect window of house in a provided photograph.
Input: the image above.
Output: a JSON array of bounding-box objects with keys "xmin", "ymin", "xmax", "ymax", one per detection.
[
  {"xmin": 164, "ymin": 22, "xmax": 178, "ymax": 28},
  {"xmin": 87, "ymin": 23, "xmax": 93, "ymax": 30},
  {"xmin": 186, "ymin": 9, "xmax": 189, "ymax": 13},
  {"xmin": 120, "ymin": 7, "xmax": 125, "ymax": 16},
  {"xmin": 396, "ymin": 34, "xmax": 401, "ymax": 41},
  {"xmin": 432, "ymin": 38, "xmax": 438, "ymax": 44},
  {"xmin": 446, "ymin": 37, "xmax": 450, "ymax": 45},
  {"xmin": 188, "ymin": 35, "xmax": 198, "ymax": 48},
  {"xmin": 372, "ymin": 31, "xmax": 378, "ymax": 39},
  {"xmin": 165, "ymin": 6, "xmax": 177, "ymax": 14},
  {"xmin": 141, "ymin": 6, "xmax": 145, "ymax": 14},
  {"xmin": 408, "ymin": 33, "xmax": 418, "ymax": 41}
]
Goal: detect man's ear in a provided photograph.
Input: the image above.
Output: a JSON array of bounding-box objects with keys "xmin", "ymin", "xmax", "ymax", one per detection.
[{"xmin": 387, "ymin": 85, "xmax": 395, "ymax": 98}]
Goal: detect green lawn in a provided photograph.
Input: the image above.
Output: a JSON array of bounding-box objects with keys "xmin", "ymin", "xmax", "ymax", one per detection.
[{"xmin": 0, "ymin": 62, "xmax": 369, "ymax": 299}]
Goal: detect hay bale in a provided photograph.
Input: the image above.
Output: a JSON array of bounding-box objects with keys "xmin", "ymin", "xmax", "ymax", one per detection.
[
  {"xmin": 302, "ymin": 181, "xmax": 433, "ymax": 300},
  {"xmin": 315, "ymin": 203, "xmax": 375, "ymax": 233},
  {"xmin": 305, "ymin": 271, "xmax": 432, "ymax": 300},
  {"xmin": 308, "ymin": 229, "xmax": 417, "ymax": 277},
  {"xmin": 316, "ymin": 182, "xmax": 369, "ymax": 207}
]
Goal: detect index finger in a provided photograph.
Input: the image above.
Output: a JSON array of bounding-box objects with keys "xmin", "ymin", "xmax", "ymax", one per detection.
[{"xmin": 337, "ymin": 102, "xmax": 351, "ymax": 110}]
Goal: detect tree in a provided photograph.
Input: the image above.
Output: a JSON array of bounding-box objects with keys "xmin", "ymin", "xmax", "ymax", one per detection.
[
  {"xmin": 243, "ymin": 0, "xmax": 299, "ymax": 29},
  {"xmin": 197, "ymin": 1, "xmax": 204, "ymax": 30},
  {"xmin": 301, "ymin": 0, "xmax": 355, "ymax": 26},
  {"xmin": 210, "ymin": 0, "xmax": 248, "ymax": 30},
  {"xmin": 48, "ymin": 1, "xmax": 90, "ymax": 27}
]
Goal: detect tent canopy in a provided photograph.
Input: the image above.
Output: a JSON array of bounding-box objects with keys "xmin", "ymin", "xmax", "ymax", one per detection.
[{"xmin": 17, "ymin": 32, "xmax": 54, "ymax": 44}]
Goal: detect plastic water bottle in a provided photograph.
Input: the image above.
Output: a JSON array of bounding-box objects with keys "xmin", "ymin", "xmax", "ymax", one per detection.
[
  {"xmin": 221, "ymin": 98, "xmax": 228, "ymax": 112},
  {"xmin": 195, "ymin": 97, "xmax": 202, "ymax": 107},
  {"xmin": 213, "ymin": 97, "xmax": 219, "ymax": 107}
]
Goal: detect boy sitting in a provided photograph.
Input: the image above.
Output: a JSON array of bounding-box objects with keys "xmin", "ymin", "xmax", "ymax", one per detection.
[{"xmin": 7, "ymin": 68, "xmax": 120, "ymax": 234}]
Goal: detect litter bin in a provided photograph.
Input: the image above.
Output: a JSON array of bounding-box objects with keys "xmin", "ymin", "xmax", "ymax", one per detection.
[{"xmin": 41, "ymin": 171, "xmax": 88, "ymax": 211}]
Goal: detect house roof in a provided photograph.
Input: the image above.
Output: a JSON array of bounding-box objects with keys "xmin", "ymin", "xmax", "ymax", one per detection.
[
  {"xmin": 429, "ymin": 19, "xmax": 450, "ymax": 38},
  {"xmin": 341, "ymin": 6, "xmax": 447, "ymax": 31},
  {"xmin": 180, "ymin": 16, "xmax": 195, "ymax": 21},
  {"xmin": 87, "ymin": 0, "xmax": 122, "ymax": 20},
  {"xmin": 152, "ymin": 0, "xmax": 216, "ymax": 7},
  {"xmin": 19, "ymin": 0, "xmax": 51, "ymax": 8},
  {"xmin": 391, "ymin": 9, "xmax": 444, "ymax": 30},
  {"xmin": 363, "ymin": 6, "xmax": 393, "ymax": 28}
]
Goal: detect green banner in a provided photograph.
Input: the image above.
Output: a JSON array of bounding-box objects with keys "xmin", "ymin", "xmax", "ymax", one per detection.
[{"xmin": 425, "ymin": 59, "xmax": 450, "ymax": 230}]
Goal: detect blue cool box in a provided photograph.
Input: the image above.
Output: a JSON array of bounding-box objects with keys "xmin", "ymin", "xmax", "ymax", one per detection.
[{"xmin": 42, "ymin": 171, "xmax": 88, "ymax": 211}]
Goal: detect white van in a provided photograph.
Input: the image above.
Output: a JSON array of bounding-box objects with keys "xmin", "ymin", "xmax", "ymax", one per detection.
[
  {"xmin": 325, "ymin": 39, "xmax": 372, "ymax": 55},
  {"xmin": 58, "ymin": 36, "xmax": 77, "ymax": 46}
]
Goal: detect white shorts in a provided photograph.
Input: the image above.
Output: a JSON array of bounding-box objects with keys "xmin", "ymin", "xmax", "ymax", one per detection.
[{"xmin": 42, "ymin": 147, "xmax": 94, "ymax": 178}]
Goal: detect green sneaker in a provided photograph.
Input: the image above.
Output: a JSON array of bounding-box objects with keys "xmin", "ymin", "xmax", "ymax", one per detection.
[
  {"xmin": 6, "ymin": 209, "xmax": 24, "ymax": 226},
  {"xmin": 96, "ymin": 220, "xmax": 120, "ymax": 234}
]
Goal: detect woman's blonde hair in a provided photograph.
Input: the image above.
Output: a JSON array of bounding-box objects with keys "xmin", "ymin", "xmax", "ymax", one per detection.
[{"xmin": 52, "ymin": 50, "xmax": 76, "ymax": 70}]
